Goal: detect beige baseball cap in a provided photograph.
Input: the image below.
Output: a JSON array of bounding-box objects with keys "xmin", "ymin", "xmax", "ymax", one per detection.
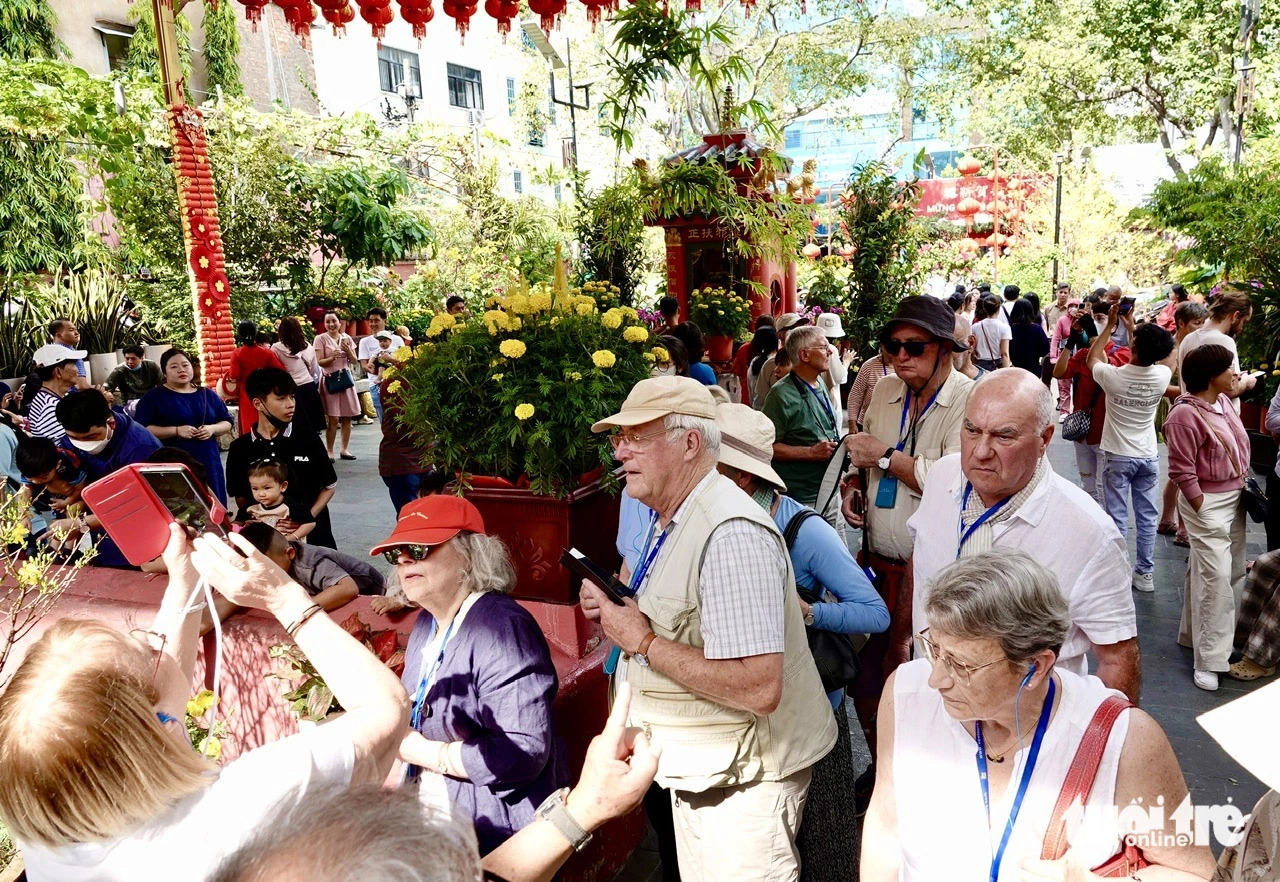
[
  {"xmin": 591, "ymin": 376, "xmax": 718, "ymax": 433},
  {"xmin": 714, "ymin": 402, "xmax": 787, "ymax": 490}
]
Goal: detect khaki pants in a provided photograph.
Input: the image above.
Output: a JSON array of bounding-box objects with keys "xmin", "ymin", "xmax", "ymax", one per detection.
[
  {"xmin": 671, "ymin": 767, "xmax": 813, "ymax": 882},
  {"xmin": 1178, "ymin": 489, "xmax": 1247, "ymax": 672}
]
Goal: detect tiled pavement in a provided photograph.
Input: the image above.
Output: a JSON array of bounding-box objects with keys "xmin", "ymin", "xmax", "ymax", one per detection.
[{"xmin": 301, "ymin": 422, "xmax": 1271, "ymax": 878}]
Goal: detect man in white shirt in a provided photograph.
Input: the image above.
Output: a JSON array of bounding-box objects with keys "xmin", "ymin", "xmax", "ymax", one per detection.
[
  {"xmin": 994, "ymin": 283, "xmax": 1020, "ymax": 325},
  {"xmin": 1178, "ymin": 287, "xmax": 1256, "ymax": 402},
  {"xmin": 907, "ymin": 369, "xmax": 1141, "ymax": 702},
  {"xmin": 1087, "ymin": 304, "xmax": 1176, "ymax": 593},
  {"xmin": 356, "ymin": 308, "xmax": 403, "ymax": 421}
]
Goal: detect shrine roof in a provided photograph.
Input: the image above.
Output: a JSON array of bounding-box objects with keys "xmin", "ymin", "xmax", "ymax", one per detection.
[{"xmin": 664, "ymin": 130, "xmax": 793, "ymax": 173}]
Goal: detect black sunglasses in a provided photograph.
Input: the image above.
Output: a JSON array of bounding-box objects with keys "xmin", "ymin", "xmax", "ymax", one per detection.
[
  {"xmin": 883, "ymin": 339, "xmax": 934, "ymax": 357},
  {"xmin": 382, "ymin": 544, "xmax": 433, "ymax": 565}
]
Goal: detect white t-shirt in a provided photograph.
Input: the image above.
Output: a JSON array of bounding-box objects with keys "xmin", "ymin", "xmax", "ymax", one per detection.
[
  {"xmin": 1178, "ymin": 326, "xmax": 1239, "ymax": 394},
  {"xmin": 1090, "ymin": 361, "xmax": 1172, "ymax": 458},
  {"xmin": 995, "ymin": 300, "xmax": 1016, "ymax": 325},
  {"xmin": 357, "ymin": 333, "xmax": 404, "ymax": 362},
  {"xmin": 22, "ymin": 726, "xmax": 355, "ymax": 882},
  {"xmin": 907, "ymin": 454, "xmax": 1137, "ymax": 675},
  {"xmin": 973, "ymin": 319, "xmax": 1011, "ymax": 361}
]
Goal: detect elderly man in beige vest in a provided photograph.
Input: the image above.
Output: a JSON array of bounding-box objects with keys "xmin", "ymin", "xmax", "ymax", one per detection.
[{"xmin": 580, "ymin": 376, "xmax": 836, "ymax": 882}]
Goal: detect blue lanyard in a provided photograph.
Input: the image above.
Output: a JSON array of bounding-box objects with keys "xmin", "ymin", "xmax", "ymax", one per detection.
[
  {"xmin": 975, "ymin": 677, "xmax": 1056, "ymax": 882},
  {"xmin": 406, "ymin": 615, "xmax": 460, "ymax": 779},
  {"xmin": 956, "ymin": 483, "xmax": 1011, "ymax": 559},
  {"xmin": 605, "ymin": 513, "xmax": 668, "ymax": 675},
  {"xmin": 792, "ymin": 373, "xmax": 838, "ymax": 439},
  {"xmin": 896, "ymin": 387, "xmax": 941, "ymax": 453}
]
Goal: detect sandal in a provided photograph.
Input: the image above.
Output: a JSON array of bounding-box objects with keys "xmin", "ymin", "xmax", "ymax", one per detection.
[
  {"xmin": 1174, "ymin": 531, "xmax": 1190, "ymax": 547},
  {"xmin": 1227, "ymin": 658, "xmax": 1276, "ymax": 681},
  {"xmin": 340, "ymin": 452, "xmax": 357, "ymax": 461},
  {"xmin": 1157, "ymin": 522, "xmax": 1177, "ymax": 535}
]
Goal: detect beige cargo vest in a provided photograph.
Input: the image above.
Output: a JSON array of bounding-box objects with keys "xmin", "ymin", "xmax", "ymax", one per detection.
[{"xmin": 627, "ymin": 472, "xmax": 837, "ymax": 792}]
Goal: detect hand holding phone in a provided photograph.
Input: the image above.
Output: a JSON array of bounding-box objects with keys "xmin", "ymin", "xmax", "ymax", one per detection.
[
  {"xmin": 1118, "ymin": 296, "xmax": 1136, "ymax": 315},
  {"xmin": 81, "ymin": 464, "xmax": 227, "ymax": 566},
  {"xmin": 561, "ymin": 548, "xmax": 633, "ymax": 606}
]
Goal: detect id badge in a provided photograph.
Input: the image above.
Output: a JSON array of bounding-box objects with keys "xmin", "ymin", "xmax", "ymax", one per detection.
[{"xmin": 875, "ymin": 474, "xmax": 899, "ymax": 508}]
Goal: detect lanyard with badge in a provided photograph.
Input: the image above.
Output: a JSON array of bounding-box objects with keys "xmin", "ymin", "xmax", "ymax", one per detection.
[
  {"xmin": 604, "ymin": 511, "xmax": 669, "ymax": 676},
  {"xmin": 955, "ymin": 483, "xmax": 1011, "ymax": 559},
  {"xmin": 405, "ymin": 616, "xmax": 461, "ymax": 781},
  {"xmin": 875, "ymin": 386, "xmax": 941, "ymax": 509},
  {"xmin": 974, "ymin": 677, "xmax": 1055, "ymax": 882}
]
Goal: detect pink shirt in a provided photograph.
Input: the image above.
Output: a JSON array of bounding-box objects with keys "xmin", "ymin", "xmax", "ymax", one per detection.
[
  {"xmin": 1050, "ymin": 314, "xmax": 1074, "ymax": 359},
  {"xmin": 1164, "ymin": 394, "xmax": 1249, "ymax": 500}
]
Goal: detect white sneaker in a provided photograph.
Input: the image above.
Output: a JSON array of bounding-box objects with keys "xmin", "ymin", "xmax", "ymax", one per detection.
[
  {"xmin": 1132, "ymin": 571, "xmax": 1154, "ymax": 593},
  {"xmin": 1058, "ymin": 412, "xmax": 1067, "ymax": 423},
  {"xmin": 1193, "ymin": 670, "xmax": 1219, "ymax": 691}
]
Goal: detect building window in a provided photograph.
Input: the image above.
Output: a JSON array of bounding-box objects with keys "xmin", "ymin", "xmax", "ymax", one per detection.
[
  {"xmin": 513, "ymin": 170, "xmax": 523, "ymax": 194},
  {"xmin": 448, "ymin": 63, "xmax": 484, "ymax": 110},
  {"xmin": 95, "ymin": 22, "xmax": 134, "ymax": 72},
  {"xmin": 554, "ymin": 183, "xmax": 562, "ymax": 203},
  {"xmin": 378, "ymin": 46, "xmax": 422, "ymax": 96},
  {"xmin": 507, "ymin": 77, "xmax": 516, "ymax": 115}
]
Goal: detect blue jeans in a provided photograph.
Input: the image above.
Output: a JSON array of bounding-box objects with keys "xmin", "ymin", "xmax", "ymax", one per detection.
[
  {"xmin": 1103, "ymin": 453, "xmax": 1160, "ymax": 574},
  {"xmin": 382, "ymin": 473, "xmax": 421, "ymax": 516},
  {"xmin": 369, "ymin": 382, "xmax": 383, "ymax": 421}
]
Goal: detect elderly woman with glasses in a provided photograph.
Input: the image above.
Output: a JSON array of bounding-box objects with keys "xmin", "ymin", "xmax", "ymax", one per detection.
[
  {"xmin": 861, "ymin": 548, "xmax": 1214, "ymax": 882},
  {"xmin": 370, "ymin": 494, "xmax": 565, "ymax": 856}
]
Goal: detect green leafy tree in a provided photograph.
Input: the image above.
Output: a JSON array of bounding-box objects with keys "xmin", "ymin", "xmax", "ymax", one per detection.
[
  {"xmin": 202, "ymin": 0, "xmax": 243, "ymax": 98},
  {"xmin": 125, "ymin": 1, "xmax": 194, "ymax": 83},
  {"xmin": 573, "ymin": 172, "xmax": 647, "ymax": 305},
  {"xmin": 0, "ymin": 0, "xmax": 64, "ymax": 61}
]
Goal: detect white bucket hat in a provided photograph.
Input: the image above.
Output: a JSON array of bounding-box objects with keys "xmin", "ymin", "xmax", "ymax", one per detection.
[
  {"xmin": 1198, "ymin": 678, "xmax": 1280, "ymax": 791},
  {"xmin": 815, "ymin": 313, "xmax": 845, "ymax": 338},
  {"xmin": 714, "ymin": 402, "xmax": 787, "ymax": 491}
]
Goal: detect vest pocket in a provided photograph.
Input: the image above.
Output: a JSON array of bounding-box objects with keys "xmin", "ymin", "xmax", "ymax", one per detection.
[
  {"xmin": 635, "ymin": 706, "xmax": 760, "ymax": 790},
  {"xmin": 644, "ymin": 595, "xmax": 699, "ymax": 637}
]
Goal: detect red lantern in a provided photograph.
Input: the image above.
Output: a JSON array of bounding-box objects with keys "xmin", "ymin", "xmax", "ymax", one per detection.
[
  {"xmin": 442, "ymin": 0, "xmax": 477, "ymax": 38},
  {"xmin": 957, "ymin": 237, "xmax": 980, "ymax": 254},
  {"xmin": 580, "ymin": 0, "xmax": 609, "ymax": 28},
  {"xmin": 400, "ymin": 2, "xmax": 434, "ymax": 38},
  {"xmin": 801, "ymin": 243, "xmax": 821, "ymax": 259},
  {"xmin": 527, "ymin": 0, "xmax": 565, "ymax": 33},
  {"xmin": 282, "ymin": 2, "xmax": 317, "ymax": 43},
  {"xmin": 685, "ymin": 0, "xmax": 700, "ymax": 9},
  {"xmin": 482, "ymin": 0, "xmax": 516, "ymax": 37},
  {"xmin": 956, "ymin": 155, "xmax": 981, "ymax": 176},
  {"xmin": 323, "ymin": 3, "xmax": 355, "ymax": 32},
  {"xmin": 236, "ymin": 0, "xmax": 272, "ymax": 27},
  {"xmin": 956, "ymin": 196, "xmax": 981, "ymax": 216},
  {"xmin": 360, "ymin": 1, "xmax": 395, "ymax": 40}
]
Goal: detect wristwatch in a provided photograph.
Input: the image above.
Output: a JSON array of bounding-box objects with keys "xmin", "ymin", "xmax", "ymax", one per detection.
[
  {"xmin": 876, "ymin": 447, "xmax": 895, "ymax": 471},
  {"xmin": 803, "ymin": 610, "xmax": 816, "ymax": 627},
  {"xmin": 536, "ymin": 787, "xmax": 592, "ymax": 852},
  {"xmin": 633, "ymin": 630, "xmax": 658, "ymax": 668}
]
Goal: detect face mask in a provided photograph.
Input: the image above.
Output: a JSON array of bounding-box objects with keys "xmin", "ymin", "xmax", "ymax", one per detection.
[
  {"xmin": 650, "ymin": 366, "xmax": 677, "ymax": 378},
  {"xmin": 126, "ymin": 363, "xmax": 143, "ymax": 372},
  {"xmin": 70, "ymin": 431, "xmax": 110, "ymax": 455}
]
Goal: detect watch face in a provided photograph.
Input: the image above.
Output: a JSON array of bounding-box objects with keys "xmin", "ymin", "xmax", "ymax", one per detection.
[{"xmin": 635, "ymin": 653, "xmax": 650, "ymax": 667}]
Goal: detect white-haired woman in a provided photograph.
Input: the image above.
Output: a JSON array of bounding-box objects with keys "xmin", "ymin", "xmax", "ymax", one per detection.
[
  {"xmin": 0, "ymin": 524, "xmax": 410, "ymax": 881},
  {"xmin": 862, "ymin": 548, "xmax": 1214, "ymax": 881},
  {"xmin": 370, "ymin": 494, "xmax": 566, "ymax": 856}
]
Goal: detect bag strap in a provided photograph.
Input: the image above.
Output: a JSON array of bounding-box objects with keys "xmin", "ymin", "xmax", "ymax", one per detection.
[
  {"xmin": 783, "ymin": 508, "xmax": 821, "ymax": 551},
  {"xmin": 1040, "ymin": 694, "xmax": 1134, "ymax": 861},
  {"xmin": 1185, "ymin": 402, "xmax": 1244, "ymax": 479}
]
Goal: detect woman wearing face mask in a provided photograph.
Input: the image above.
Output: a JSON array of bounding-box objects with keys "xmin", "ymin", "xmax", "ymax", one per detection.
[
  {"xmin": 863, "ymin": 549, "xmax": 1214, "ymax": 881},
  {"xmin": 743, "ymin": 325, "xmax": 779, "ymax": 407},
  {"xmin": 135, "ymin": 349, "xmax": 235, "ymax": 504},
  {"xmin": 651, "ymin": 335, "xmax": 689, "ymax": 379}
]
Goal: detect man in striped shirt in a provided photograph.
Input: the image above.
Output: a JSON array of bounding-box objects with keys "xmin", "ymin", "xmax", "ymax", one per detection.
[{"xmin": 27, "ymin": 344, "xmax": 86, "ymax": 441}]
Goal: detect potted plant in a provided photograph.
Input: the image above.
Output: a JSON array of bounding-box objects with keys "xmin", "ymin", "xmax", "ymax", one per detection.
[
  {"xmin": 269, "ymin": 612, "xmax": 406, "ymax": 723},
  {"xmin": 391, "ymin": 277, "xmax": 654, "ymax": 603},
  {"xmin": 687, "ymin": 285, "xmax": 751, "ymax": 361}
]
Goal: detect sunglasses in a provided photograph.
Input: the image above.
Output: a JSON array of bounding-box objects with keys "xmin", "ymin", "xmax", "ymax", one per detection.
[
  {"xmin": 883, "ymin": 339, "xmax": 934, "ymax": 358},
  {"xmin": 382, "ymin": 544, "xmax": 433, "ymax": 565}
]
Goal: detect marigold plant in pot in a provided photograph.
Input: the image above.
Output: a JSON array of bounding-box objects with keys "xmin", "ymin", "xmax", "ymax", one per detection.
[{"xmin": 687, "ymin": 286, "xmax": 751, "ymax": 360}]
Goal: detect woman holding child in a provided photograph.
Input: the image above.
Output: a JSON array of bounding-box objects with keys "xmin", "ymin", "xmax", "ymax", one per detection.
[{"xmin": 135, "ymin": 349, "xmax": 234, "ymax": 504}]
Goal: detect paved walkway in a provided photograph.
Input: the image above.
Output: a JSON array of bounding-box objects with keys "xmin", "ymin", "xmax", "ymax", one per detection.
[{"xmin": 307, "ymin": 420, "xmax": 1270, "ymax": 876}]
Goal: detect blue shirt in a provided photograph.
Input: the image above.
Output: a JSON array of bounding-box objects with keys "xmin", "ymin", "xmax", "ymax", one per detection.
[
  {"xmin": 51, "ymin": 343, "xmax": 86, "ymax": 378},
  {"xmin": 771, "ymin": 494, "xmax": 890, "ymax": 706},
  {"xmin": 687, "ymin": 362, "xmax": 717, "ymax": 386},
  {"xmin": 615, "ymin": 490, "xmax": 654, "ymax": 575}
]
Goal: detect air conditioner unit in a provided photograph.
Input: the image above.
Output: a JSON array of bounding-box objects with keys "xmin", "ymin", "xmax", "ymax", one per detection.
[{"xmin": 467, "ymin": 110, "xmax": 485, "ymax": 127}]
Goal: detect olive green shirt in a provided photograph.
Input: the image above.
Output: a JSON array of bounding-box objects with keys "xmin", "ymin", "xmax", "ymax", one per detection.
[
  {"xmin": 762, "ymin": 372, "xmax": 840, "ymax": 505},
  {"xmin": 105, "ymin": 360, "xmax": 163, "ymax": 404}
]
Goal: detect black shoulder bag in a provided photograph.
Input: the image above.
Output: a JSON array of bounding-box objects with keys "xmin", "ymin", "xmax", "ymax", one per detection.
[{"xmin": 783, "ymin": 508, "xmax": 862, "ymax": 692}]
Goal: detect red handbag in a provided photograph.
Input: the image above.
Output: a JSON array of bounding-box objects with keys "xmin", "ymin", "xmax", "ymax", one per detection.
[{"xmin": 1040, "ymin": 694, "xmax": 1152, "ymax": 877}]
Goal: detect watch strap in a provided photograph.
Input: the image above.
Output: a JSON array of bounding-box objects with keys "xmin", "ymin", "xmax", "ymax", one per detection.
[
  {"xmin": 882, "ymin": 447, "xmax": 895, "ymax": 463},
  {"xmin": 538, "ymin": 787, "xmax": 592, "ymax": 852},
  {"xmin": 636, "ymin": 631, "xmax": 657, "ymax": 658}
]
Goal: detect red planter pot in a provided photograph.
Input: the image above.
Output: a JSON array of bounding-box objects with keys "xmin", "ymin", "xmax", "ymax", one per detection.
[
  {"xmin": 463, "ymin": 472, "xmax": 623, "ymax": 608},
  {"xmin": 357, "ymin": 320, "xmax": 372, "ymax": 336},
  {"xmin": 706, "ymin": 334, "xmax": 733, "ymax": 362}
]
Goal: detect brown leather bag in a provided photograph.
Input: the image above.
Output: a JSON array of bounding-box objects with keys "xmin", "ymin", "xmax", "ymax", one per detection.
[{"xmin": 1040, "ymin": 694, "xmax": 1152, "ymax": 877}]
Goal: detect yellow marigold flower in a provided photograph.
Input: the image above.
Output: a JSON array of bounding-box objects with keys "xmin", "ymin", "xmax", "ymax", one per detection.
[
  {"xmin": 187, "ymin": 689, "xmax": 216, "ymax": 719},
  {"xmin": 491, "ymin": 373, "xmax": 504, "ymax": 382},
  {"xmin": 550, "ymin": 316, "xmax": 561, "ymax": 327},
  {"xmin": 507, "ymin": 294, "xmax": 532, "ymax": 315},
  {"xmin": 623, "ymin": 326, "xmax": 649, "ymax": 343},
  {"xmin": 382, "ymin": 367, "xmax": 398, "ymax": 381},
  {"xmin": 386, "ymin": 380, "xmax": 403, "ymax": 395},
  {"xmin": 601, "ymin": 309, "xmax": 623, "ymax": 329},
  {"xmin": 499, "ymin": 339, "xmax": 527, "ymax": 359},
  {"xmin": 391, "ymin": 346, "xmax": 413, "ymax": 362},
  {"xmin": 716, "ymin": 309, "xmax": 725, "ymax": 315},
  {"xmin": 530, "ymin": 292, "xmax": 553, "ymax": 312},
  {"xmin": 434, "ymin": 312, "xmax": 457, "ymax": 329},
  {"xmin": 643, "ymin": 352, "xmax": 656, "ymax": 363},
  {"xmin": 651, "ymin": 346, "xmax": 670, "ymax": 362},
  {"xmin": 592, "ymin": 350, "xmax": 616, "ymax": 369},
  {"xmin": 621, "ymin": 306, "xmax": 639, "ymax": 320},
  {"xmin": 515, "ymin": 403, "xmax": 535, "ymax": 420},
  {"xmin": 567, "ymin": 371, "xmax": 583, "ymax": 381}
]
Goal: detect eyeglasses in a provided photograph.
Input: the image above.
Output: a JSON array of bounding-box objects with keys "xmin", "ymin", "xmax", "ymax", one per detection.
[
  {"xmin": 916, "ymin": 628, "xmax": 1007, "ymax": 685},
  {"xmin": 129, "ymin": 628, "xmax": 168, "ymax": 686},
  {"xmin": 382, "ymin": 544, "xmax": 433, "ymax": 565},
  {"xmin": 608, "ymin": 427, "xmax": 669, "ymax": 451},
  {"xmin": 883, "ymin": 339, "xmax": 934, "ymax": 358}
]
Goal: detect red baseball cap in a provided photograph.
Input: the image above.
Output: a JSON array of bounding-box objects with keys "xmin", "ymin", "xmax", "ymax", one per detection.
[{"xmin": 369, "ymin": 495, "xmax": 486, "ymax": 557}]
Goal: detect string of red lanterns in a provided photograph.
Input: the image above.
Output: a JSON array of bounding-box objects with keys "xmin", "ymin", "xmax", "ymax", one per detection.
[{"xmin": 235, "ymin": 0, "xmax": 750, "ymax": 41}]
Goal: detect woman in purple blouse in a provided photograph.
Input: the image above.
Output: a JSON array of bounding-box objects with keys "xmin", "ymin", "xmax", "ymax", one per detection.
[{"xmin": 371, "ymin": 495, "xmax": 565, "ymax": 855}]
